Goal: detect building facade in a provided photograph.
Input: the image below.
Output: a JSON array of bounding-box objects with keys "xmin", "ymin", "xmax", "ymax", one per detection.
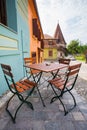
[
  {"xmin": 0, "ymin": 0, "xmax": 43, "ymax": 96},
  {"xmin": 43, "ymin": 34, "xmax": 57, "ymax": 60},
  {"xmin": 43, "ymin": 23, "xmax": 66, "ymax": 60},
  {"xmin": 28, "ymin": 0, "xmax": 44, "ymax": 63}
]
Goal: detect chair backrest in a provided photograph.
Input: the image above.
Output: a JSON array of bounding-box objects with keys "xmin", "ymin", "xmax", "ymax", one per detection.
[
  {"xmin": 24, "ymin": 57, "xmax": 36, "ymax": 65},
  {"xmin": 59, "ymin": 58, "xmax": 70, "ymax": 65},
  {"xmin": 1, "ymin": 64, "xmax": 16, "ymax": 93},
  {"xmin": 24, "ymin": 57, "xmax": 38, "ymax": 77},
  {"xmin": 1, "ymin": 63, "xmax": 36, "ymax": 93},
  {"xmin": 50, "ymin": 63, "xmax": 81, "ymax": 92},
  {"xmin": 64, "ymin": 63, "xmax": 82, "ymax": 90}
]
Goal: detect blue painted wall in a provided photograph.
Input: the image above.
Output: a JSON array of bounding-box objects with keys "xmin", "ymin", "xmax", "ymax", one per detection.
[{"xmin": 0, "ymin": 0, "xmax": 30, "ymax": 96}]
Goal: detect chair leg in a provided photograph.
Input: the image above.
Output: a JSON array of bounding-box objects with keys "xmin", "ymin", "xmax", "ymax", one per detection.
[
  {"xmin": 50, "ymin": 95, "xmax": 68, "ymax": 115},
  {"xmin": 21, "ymin": 86, "xmax": 35, "ymax": 110},
  {"xmin": 58, "ymin": 96, "xmax": 68, "ymax": 115},
  {"xmin": 50, "ymin": 84, "xmax": 68, "ymax": 115},
  {"xmin": 30, "ymin": 72, "xmax": 46, "ymax": 107},
  {"xmin": 27, "ymin": 74, "xmax": 32, "ymax": 79},
  {"xmin": 6, "ymin": 96, "xmax": 34, "ymax": 123},
  {"xmin": 6, "ymin": 94, "xmax": 16, "ymax": 123},
  {"xmin": 6, "ymin": 87, "xmax": 35, "ymax": 123},
  {"xmin": 66, "ymin": 88, "xmax": 76, "ymax": 111},
  {"xmin": 36, "ymin": 85, "xmax": 46, "ymax": 107},
  {"xmin": 69, "ymin": 90, "xmax": 76, "ymax": 107},
  {"xmin": 20, "ymin": 94, "xmax": 34, "ymax": 110}
]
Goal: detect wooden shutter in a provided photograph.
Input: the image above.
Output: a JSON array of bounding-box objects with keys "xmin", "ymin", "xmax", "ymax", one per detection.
[
  {"xmin": 32, "ymin": 18, "xmax": 38, "ymax": 38},
  {"xmin": 38, "ymin": 29, "xmax": 41, "ymax": 41}
]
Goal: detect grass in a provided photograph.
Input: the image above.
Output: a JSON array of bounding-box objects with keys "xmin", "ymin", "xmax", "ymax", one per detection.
[{"xmin": 75, "ymin": 54, "xmax": 85, "ymax": 62}]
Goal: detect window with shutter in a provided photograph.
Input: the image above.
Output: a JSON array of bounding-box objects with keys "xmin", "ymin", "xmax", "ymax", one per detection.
[
  {"xmin": 49, "ymin": 50, "xmax": 53, "ymax": 57},
  {"xmin": 32, "ymin": 18, "xmax": 38, "ymax": 38}
]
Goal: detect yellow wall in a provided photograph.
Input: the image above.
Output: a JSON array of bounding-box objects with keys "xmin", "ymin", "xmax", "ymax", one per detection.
[{"xmin": 44, "ymin": 48, "xmax": 57, "ymax": 60}]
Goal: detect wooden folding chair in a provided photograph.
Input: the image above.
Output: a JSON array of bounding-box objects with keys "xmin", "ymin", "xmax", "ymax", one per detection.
[
  {"xmin": 59, "ymin": 58, "xmax": 71, "ymax": 65},
  {"xmin": 58, "ymin": 58, "xmax": 71, "ymax": 78},
  {"xmin": 49, "ymin": 63, "xmax": 81, "ymax": 115},
  {"xmin": 24, "ymin": 57, "xmax": 41, "ymax": 80},
  {"xmin": 1, "ymin": 63, "xmax": 37, "ymax": 123}
]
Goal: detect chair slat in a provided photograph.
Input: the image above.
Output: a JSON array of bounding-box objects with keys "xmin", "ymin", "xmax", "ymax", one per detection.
[
  {"xmin": 1, "ymin": 64, "xmax": 11, "ymax": 71},
  {"xmin": 49, "ymin": 78, "xmax": 65, "ymax": 90},
  {"xmin": 3, "ymin": 69, "xmax": 13, "ymax": 77},
  {"xmin": 68, "ymin": 69, "xmax": 80, "ymax": 76},
  {"xmin": 16, "ymin": 82, "xmax": 29, "ymax": 89},
  {"xmin": 19, "ymin": 81, "xmax": 34, "ymax": 89},
  {"xmin": 69, "ymin": 63, "xmax": 81, "ymax": 70},
  {"xmin": 59, "ymin": 58, "xmax": 70, "ymax": 65},
  {"xmin": 24, "ymin": 79, "xmax": 37, "ymax": 86}
]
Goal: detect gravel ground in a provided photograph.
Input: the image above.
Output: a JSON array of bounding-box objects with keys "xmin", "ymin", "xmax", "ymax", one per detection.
[{"xmin": 75, "ymin": 76, "xmax": 87, "ymax": 101}]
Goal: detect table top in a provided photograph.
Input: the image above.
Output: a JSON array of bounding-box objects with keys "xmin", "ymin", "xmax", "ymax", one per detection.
[{"xmin": 24, "ymin": 62, "xmax": 68, "ymax": 73}]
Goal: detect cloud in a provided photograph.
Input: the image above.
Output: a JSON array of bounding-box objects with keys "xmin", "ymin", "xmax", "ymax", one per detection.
[{"xmin": 36, "ymin": 0, "xmax": 87, "ymax": 44}]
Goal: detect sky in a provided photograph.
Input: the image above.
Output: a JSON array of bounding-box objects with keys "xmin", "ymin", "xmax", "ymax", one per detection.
[{"xmin": 36, "ymin": 0, "xmax": 87, "ymax": 44}]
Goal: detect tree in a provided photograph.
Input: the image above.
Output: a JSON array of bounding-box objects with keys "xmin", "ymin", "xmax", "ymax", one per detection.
[
  {"xmin": 67, "ymin": 40, "xmax": 80, "ymax": 55},
  {"xmin": 83, "ymin": 45, "xmax": 87, "ymax": 54}
]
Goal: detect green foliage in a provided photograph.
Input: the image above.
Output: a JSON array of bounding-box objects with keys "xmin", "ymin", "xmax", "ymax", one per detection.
[
  {"xmin": 67, "ymin": 39, "xmax": 80, "ymax": 54},
  {"xmin": 67, "ymin": 39, "xmax": 87, "ymax": 55}
]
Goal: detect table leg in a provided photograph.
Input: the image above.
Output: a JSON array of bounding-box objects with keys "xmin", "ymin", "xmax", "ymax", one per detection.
[{"xmin": 30, "ymin": 70, "xmax": 46, "ymax": 107}]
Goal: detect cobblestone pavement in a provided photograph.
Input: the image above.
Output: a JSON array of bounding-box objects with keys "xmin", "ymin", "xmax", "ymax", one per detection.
[
  {"xmin": 0, "ymin": 87, "xmax": 87, "ymax": 130},
  {"xmin": 75, "ymin": 77, "xmax": 87, "ymax": 101},
  {"xmin": 70, "ymin": 60, "xmax": 87, "ymax": 81},
  {"xmin": 0, "ymin": 60, "xmax": 87, "ymax": 130}
]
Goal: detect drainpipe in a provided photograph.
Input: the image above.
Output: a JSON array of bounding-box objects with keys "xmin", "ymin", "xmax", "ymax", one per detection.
[{"xmin": 21, "ymin": 30, "xmax": 25, "ymax": 76}]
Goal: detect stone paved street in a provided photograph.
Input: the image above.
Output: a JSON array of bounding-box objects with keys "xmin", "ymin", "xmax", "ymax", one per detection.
[{"xmin": 70, "ymin": 60, "xmax": 87, "ymax": 81}]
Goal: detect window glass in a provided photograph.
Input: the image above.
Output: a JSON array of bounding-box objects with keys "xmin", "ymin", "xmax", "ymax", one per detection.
[
  {"xmin": 0, "ymin": 0, "xmax": 7, "ymax": 25},
  {"xmin": 0, "ymin": 0, "xmax": 17, "ymax": 32}
]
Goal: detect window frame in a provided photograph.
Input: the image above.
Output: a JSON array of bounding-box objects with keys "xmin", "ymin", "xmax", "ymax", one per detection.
[{"xmin": 0, "ymin": 0, "xmax": 17, "ymax": 32}]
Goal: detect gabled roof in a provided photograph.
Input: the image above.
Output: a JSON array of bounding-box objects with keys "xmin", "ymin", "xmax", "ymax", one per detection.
[
  {"xmin": 54, "ymin": 23, "xmax": 66, "ymax": 44},
  {"xmin": 44, "ymin": 34, "xmax": 54, "ymax": 39}
]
